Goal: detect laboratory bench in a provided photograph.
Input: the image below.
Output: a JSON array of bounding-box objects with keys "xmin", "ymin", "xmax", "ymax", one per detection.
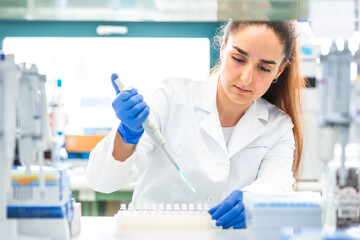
[
  {"xmin": 71, "ymin": 217, "xmax": 251, "ymax": 240},
  {"xmin": 67, "ymin": 158, "xmax": 323, "ymax": 216}
]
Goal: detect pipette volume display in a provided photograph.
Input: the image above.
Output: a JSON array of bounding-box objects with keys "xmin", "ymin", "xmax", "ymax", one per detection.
[{"xmin": 113, "ymin": 75, "xmax": 196, "ymax": 193}]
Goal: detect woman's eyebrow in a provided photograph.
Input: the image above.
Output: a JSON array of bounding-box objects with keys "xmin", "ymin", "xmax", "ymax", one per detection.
[
  {"xmin": 260, "ymin": 59, "xmax": 277, "ymax": 65},
  {"xmin": 232, "ymin": 46, "xmax": 278, "ymax": 65}
]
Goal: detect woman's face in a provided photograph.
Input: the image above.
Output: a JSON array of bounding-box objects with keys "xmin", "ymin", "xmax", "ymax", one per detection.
[{"xmin": 219, "ymin": 25, "xmax": 287, "ymax": 108}]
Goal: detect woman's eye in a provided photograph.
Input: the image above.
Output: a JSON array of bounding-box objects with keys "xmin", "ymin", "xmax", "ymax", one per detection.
[
  {"xmin": 232, "ymin": 56, "xmax": 244, "ymax": 63},
  {"xmin": 231, "ymin": 56, "xmax": 271, "ymax": 73},
  {"xmin": 259, "ymin": 66, "xmax": 270, "ymax": 72}
]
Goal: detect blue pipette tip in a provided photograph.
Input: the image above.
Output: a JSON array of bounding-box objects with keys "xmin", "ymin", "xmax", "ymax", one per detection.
[{"xmin": 175, "ymin": 165, "xmax": 196, "ymax": 193}]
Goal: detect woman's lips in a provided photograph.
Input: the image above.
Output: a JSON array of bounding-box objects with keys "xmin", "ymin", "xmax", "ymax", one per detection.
[{"xmin": 234, "ymin": 85, "xmax": 251, "ymax": 93}]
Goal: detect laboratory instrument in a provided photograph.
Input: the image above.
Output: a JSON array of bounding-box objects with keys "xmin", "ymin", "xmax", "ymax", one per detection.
[
  {"xmin": 17, "ymin": 64, "xmax": 56, "ymax": 200},
  {"xmin": 316, "ymin": 41, "xmax": 360, "ymax": 231},
  {"xmin": 281, "ymin": 226, "xmax": 360, "ymax": 240},
  {"xmin": 112, "ymin": 75, "xmax": 196, "ymax": 193},
  {"xmin": 0, "ymin": 53, "xmax": 22, "ymax": 239},
  {"xmin": 115, "ymin": 203, "xmax": 212, "ymax": 229},
  {"xmin": 16, "ymin": 64, "xmax": 78, "ymax": 239},
  {"xmin": 0, "ymin": 53, "xmax": 80, "ymax": 239},
  {"xmin": 18, "ymin": 64, "xmax": 38, "ymax": 172},
  {"xmin": 8, "ymin": 165, "xmax": 74, "ymax": 240},
  {"xmin": 243, "ymin": 192, "xmax": 323, "ymax": 240}
]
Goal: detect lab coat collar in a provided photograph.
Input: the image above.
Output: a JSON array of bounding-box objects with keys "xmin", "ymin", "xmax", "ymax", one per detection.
[
  {"xmin": 194, "ymin": 71, "xmax": 219, "ymax": 113},
  {"xmin": 228, "ymin": 99, "xmax": 268, "ymax": 158},
  {"xmin": 195, "ymin": 71, "xmax": 269, "ymax": 157},
  {"xmin": 195, "ymin": 72, "xmax": 226, "ymax": 153}
]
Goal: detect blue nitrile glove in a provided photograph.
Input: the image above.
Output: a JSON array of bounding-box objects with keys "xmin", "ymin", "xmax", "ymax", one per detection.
[
  {"xmin": 208, "ymin": 190, "xmax": 246, "ymax": 229},
  {"xmin": 111, "ymin": 73, "xmax": 150, "ymax": 144}
]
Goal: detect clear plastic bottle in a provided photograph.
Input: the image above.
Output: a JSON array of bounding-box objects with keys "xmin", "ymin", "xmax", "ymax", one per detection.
[
  {"xmin": 54, "ymin": 131, "xmax": 68, "ymax": 161},
  {"xmin": 51, "ymin": 78, "xmax": 68, "ymax": 162},
  {"xmin": 323, "ymin": 144, "xmax": 360, "ymax": 231},
  {"xmin": 51, "ymin": 79, "xmax": 66, "ymax": 135}
]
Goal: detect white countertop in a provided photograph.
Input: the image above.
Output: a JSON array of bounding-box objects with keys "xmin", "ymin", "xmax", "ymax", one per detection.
[{"xmin": 71, "ymin": 217, "xmax": 251, "ymax": 240}]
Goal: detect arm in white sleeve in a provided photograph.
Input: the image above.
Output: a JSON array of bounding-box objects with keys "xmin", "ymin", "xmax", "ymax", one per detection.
[
  {"xmin": 86, "ymin": 79, "xmax": 173, "ymax": 194},
  {"xmin": 242, "ymin": 119, "xmax": 296, "ymax": 193},
  {"xmin": 85, "ymin": 127, "xmax": 151, "ymax": 193}
]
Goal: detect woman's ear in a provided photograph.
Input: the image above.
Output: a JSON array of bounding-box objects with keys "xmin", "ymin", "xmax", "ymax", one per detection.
[{"xmin": 275, "ymin": 60, "xmax": 289, "ymax": 79}]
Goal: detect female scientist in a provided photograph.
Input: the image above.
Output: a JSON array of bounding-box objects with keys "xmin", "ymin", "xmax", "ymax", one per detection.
[{"xmin": 86, "ymin": 20, "xmax": 306, "ymax": 229}]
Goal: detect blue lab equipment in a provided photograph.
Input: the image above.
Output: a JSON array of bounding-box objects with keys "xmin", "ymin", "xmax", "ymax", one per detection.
[
  {"xmin": 244, "ymin": 192, "xmax": 322, "ymax": 240},
  {"xmin": 209, "ymin": 190, "xmax": 246, "ymax": 229},
  {"xmin": 111, "ymin": 76, "xmax": 149, "ymax": 144}
]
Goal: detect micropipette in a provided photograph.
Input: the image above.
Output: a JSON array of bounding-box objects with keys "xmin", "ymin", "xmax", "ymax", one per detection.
[{"xmin": 113, "ymin": 76, "xmax": 196, "ymax": 193}]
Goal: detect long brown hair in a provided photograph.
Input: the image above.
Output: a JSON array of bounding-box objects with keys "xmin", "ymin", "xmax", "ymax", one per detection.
[{"xmin": 212, "ymin": 20, "xmax": 307, "ymax": 182}]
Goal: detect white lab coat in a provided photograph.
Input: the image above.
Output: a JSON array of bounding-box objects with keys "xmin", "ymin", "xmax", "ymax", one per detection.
[{"xmin": 86, "ymin": 72, "xmax": 295, "ymax": 206}]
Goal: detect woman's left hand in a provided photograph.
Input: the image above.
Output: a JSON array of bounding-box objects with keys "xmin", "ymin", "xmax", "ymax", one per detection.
[{"xmin": 208, "ymin": 190, "xmax": 246, "ymax": 229}]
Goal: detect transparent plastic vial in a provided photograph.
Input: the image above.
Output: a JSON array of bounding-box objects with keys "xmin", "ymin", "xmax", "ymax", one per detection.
[{"xmin": 323, "ymin": 144, "xmax": 360, "ymax": 231}]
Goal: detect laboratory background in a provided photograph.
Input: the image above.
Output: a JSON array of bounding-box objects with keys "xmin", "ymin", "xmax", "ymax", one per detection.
[{"xmin": 1, "ymin": 0, "xmax": 360, "ymax": 239}]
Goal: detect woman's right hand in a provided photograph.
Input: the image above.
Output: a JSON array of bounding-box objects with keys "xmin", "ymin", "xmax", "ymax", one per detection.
[{"xmin": 111, "ymin": 73, "xmax": 150, "ymax": 144}]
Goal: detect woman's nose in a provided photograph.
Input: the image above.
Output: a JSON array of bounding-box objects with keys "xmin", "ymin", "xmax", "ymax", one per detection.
[{"xmin": 240, "ymin": 64, "xmax": 253, "ymax": 85}]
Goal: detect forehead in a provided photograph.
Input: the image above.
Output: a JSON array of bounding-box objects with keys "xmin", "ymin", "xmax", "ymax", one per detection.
[{"xmin": 228, "ymin": 25, "xmax": 285, "ymax": 62}]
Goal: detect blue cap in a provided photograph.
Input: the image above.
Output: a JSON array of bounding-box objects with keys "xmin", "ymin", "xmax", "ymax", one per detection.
[
  {"xmin": 0, "ymin": 50, "xmax": 5, "ymax": 61},
  {"xmin": 7, "ymin": 206, "xmax": 66, "ymax": 218},
  {"xmin": 57, "ymin": 78, "xmax": 62, "ymax": 87}
]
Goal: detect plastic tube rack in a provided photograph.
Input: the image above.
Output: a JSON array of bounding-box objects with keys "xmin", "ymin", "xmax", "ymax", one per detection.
[{"xmin": 115, "ymin": 203, "xmax": 213, "ymax": 229}]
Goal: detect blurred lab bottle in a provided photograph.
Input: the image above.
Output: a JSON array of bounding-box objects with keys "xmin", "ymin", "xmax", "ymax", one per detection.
[
  {"xmin": 51, "ymin": 78, "xmax": 68, "ymax": 161},
  {"xmin": 330, "ymin": 146, "xmax": 360, "ymax": 230},
  {"xmin": 323, "ymin": 44, "xmax": 360, "ymax": 231}
]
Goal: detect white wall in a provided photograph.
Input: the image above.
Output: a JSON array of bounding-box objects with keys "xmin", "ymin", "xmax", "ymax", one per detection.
[{"xmin": 3, "ymin": 37, "xmax": 210, "ymax": 134}]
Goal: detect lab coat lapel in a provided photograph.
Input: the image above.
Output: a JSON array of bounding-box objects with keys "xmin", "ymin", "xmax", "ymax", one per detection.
[
  {"xmin": 195, "ymin": 72, "xmax": 228, "ymax": 154},
  {"xmin": 228, "ymin": 99, "xmax": 268, "ymax": 158},
  {"xmin": 199, "ymin": 108, "xmax": 227, "ymax": 154}
]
